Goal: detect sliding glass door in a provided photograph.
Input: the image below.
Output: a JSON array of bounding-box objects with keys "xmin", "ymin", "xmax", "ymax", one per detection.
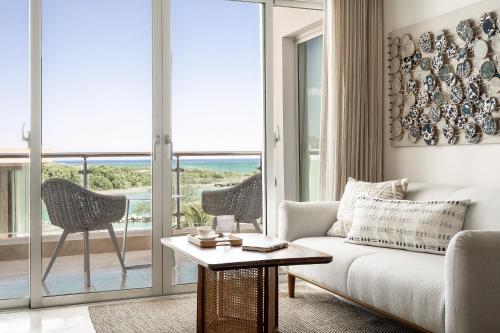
[
  {"xmin": 165, "ymin": 0, "xmax": 265, "ymax": 291},
  {"xmin": 34, "ymin": 0, "xmax": 157, "ymax": 303},
  {"xmin": 0, "ymin": 0, "xmax": 30, "ymax": 305}
]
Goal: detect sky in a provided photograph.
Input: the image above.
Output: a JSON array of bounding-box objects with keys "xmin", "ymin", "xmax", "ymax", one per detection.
[{"xmin": 0, "ymin": 0, "xmax": 263, "ymax": 153}]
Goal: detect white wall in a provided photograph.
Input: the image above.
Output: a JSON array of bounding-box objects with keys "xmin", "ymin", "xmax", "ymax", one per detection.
[
  {"xmin": 268, "ymin": 7, "xmax": 323, "ymax": 236},
  {"xmin": 383, "ymin": 0, "xmax": 500, "ymax": 189}
]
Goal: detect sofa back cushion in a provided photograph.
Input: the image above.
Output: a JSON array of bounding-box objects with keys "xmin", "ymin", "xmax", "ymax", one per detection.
[
  {"xmin": 406, "ymin": 183, "xmax": 500, "ymax": 231},
  {"xmin": 345, "ymin": 196, "xmax": 471, "ymax": 255},
  {"xmin": 327, "ymin": 177, "xmax": 409, "ymax": 237}
]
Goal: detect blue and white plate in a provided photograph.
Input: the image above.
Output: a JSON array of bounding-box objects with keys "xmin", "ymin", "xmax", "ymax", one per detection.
[
  {"xmin": 424, "ymin": 74, "xmax": 436, "ymax": 92},
  {"xmin": 456, "ymin": 20, "xmax": 474, "ymax": 43},
  {"xmin": 450, "ymin": 86, "xmax": 463, "ymax": 104},
  {"xmin": 435, "ymin": 31, "xmax": 447, "ymax": 54},
  {"xmin": 483, "ymin": 96, "xmax": 497, "ymax": 113},
  {"xmin": 402, "ymin": 57, "xmax": 413, "ymax": 73},
  {"xmin": 453, "ymin": 115, "xmax": 466, "ymax": 129},
  {"xmin": 420, "ymin": 57, "xmax": 431, "ymax": 71},
  {"xmin": 466, "ymin": 82, "xmax": 481, "ymax": 102},
  {"xmin": 456, "ymin": 47, "xmax": 469, "ymax": 62},
  {"xmin": 461, "ymin": 102, "xmax": 474, "ymax": 118},
  {"xmin": 481, "ymin": 113, "xmax": 497, "ymax": 135},
  {"xmin": 416, "ymin": 90, "xmax": 429, "ymax": 108},
  {"xmin": 432, "ymin": 53, "xmax": 444, "ymax": 70},
  {"xmin": 419, "ymin": 32, "xmax": 433, "ymax": 53},
  {"xmin": 480, "ymin": 60, "xmax": 497, "ymax": 81},
  {"xmin": 446, "ymin": 43, "xmax": 458, "ymax": 58},
  {"xmin": 457, "ymin": 61, "xmax": 472, "ymax": 78},
  {"xmin": 428, "ymin": 106, "xmax": 441, "ymax": 122},
  {"xmin": 432, "ymin": 90, "xmax": 444, "ymax": 106},
  {"xmin": 479, "ymin": 13, "xmax": 497, "ymax": 37},
  {"xmin": 441, "ymin": 124, "xmax": 456, "ymax": 145},
  {"xmin": 406, "ymin": 79, "xmax": 417, "ymax": 94},
  {"xmin": 443, "ymin": 103, "xmax": 458, "ymax": 121},
  {"xmin": 464, "ymin": 122, "xmax": 477, "ymax": 137}
]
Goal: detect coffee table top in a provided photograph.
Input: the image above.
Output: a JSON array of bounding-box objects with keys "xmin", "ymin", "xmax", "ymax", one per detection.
[{"xmin": 161, "ymin": 233, "xmax": 332, "ymax": 271}]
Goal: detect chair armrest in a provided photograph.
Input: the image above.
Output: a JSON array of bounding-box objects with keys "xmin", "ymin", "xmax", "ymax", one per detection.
[
  {"xmin": 278, "ymin": 201, "xmax": 339, "ymax": 242},
  {"xmin": 445, "ymin": 230, "xmax": 500, "ymax": 333}
]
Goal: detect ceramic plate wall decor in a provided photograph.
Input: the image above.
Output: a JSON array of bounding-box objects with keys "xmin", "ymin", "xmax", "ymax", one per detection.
[
  {"xmin": 409, "ymin": 105, "xmax": 420, "ymax": 119},
  {"xmin": 402, "ymin": 113, "xmax": 413, "ymax": 130},
  {"xmin": 407, "ymin": 132, "xmax": 419, "ymax": 144},
  {"xmin": 428, "ymin": 106, "xmax": 441, "ymax": 122},
  {"xmin": 406, "ymin": 93, "xmax": 416, "ymax": 106},
  {"xmin": 461, "ymin": 102, "xmax": 474, "ymax": 117},
  {"xmin": 450, "ymin": 85, "xmax": 463, "ymax": 104},
  {"xmin": 480, "ymin": 60, "xmax": 497, "ymax": 80},
  {"xmin": 474, "ymin": 110, "xmax": 486, "ymax": 126},
  {"xmin": 479, "ymin": 12, "xmax": 497, "ymax": 37},
  {"xmin": 466, "ymin": 133, "xmax": 480, "ymax": 144},
  {"xmin": 390, "ymin": 37, "xmax": 400, "ymax": 58},
  {"xmin": 481, "ymin": 113, "xmax": 497, "ymax": 135},
  {"xmin": 457, "ymin": 61, "xmax": 472, "ymax": 78},
  {"xmin": 438, "ymin": 64, "xmax": 452, "ymax": 82},
  {"xmin": 454, "ymin": 115, "xmax": 466, "ymax": 129},
  {"xmin": 419, "ymin": 32, "xmax": 433, "ymax": 53},
  {"xmin": 468, "ymin": 74, "xmax": 481, "ymax": 84},
  {"xmin": 406, "ymin": 79, "xmax": 417, "ymax": 94},
  {"xmin": 432, "ymin": 90, "xmax": 444, "ymax": 106},
  {"xmin": 392, "ymin": 117, "xmax": 404, "ymax": 139},
  {"xmin": 467, "ymin": 82, "xmax": 481, "ymax": 101},
  {"xmin": 442, "ymin": 124, "xmax": 456, "ymax": 144},
  {"xmin": 421, "ymin": 123, "xmax": 435, "ymax": 142},
  {"xmin": 402, "ymin": 39, "xmax": 415, "ymax": 58},
  {"xmin": 483, "ymin": 96, "xmax": 497, "ymax": 113},
  {"xmin": 420, "ymin": 57, "xmax": 431, "ymax": 71},
  {"xmin": 464, "ymin": 122, "xmax": 477, "ymax": 137},
  {"xmin": 432, "ymin": 53, "xmax": 444, "ymax": 70},
  {"xmin": 392, "ymin": 75, "xmax": 402, "ymax": 92},
  {"xmin": 411, "ymin": 51, "xmax": 422, "ymax": 66},
  {"xmin": 424, "ymin": 74, "xmax": 436, "ymax": 92},
  {"xmin": 409, "ymin": 125, "xmax": 421, "ymax": 139},
  {"xmin": 390, "ymin": 57, "xmax": 401, "ymax": 74},
  {"xmin": 457, "ymin": 20, "xmax": 474, "ymax": 43},
  {"xmin": 443, "ymin": 103, "xmax": 459, "ymax": 121},
  {"xmin": 395, "ymin": 92, "xmax": 404, "ymax": 107},
  {"xmin": 473, "ymin": 39, "xmax": 489, "ymax": 59},
  {"xmin": 456, "ymin": 47, "xmax": 469, "ymax": 62},
  {"xmin": 446, "ymin": 43, "xmax": 458, "ymax": 58},
  {"xmin": 435, "ymin": 31, "xmax": 447, "ymax": 54},
  {"xmin": 402, "ymin": 57, "xmax": 413, "ymax": 73},
  {"xmin": 416, "ymin": 90, "xmax": 429, "ymax": 108}
]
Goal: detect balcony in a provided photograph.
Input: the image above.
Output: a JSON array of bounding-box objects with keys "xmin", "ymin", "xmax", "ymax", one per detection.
[{"xmin": 0, "ymin": 150, "xmax": 262, "ymax": 298}]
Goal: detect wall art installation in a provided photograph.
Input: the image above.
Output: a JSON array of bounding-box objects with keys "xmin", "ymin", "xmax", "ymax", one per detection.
[{"xmin": 387, "ymin": 1, "xmax": 500, "ymax": 147}]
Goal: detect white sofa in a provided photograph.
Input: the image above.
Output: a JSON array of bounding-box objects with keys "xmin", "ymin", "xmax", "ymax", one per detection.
[{"xmin": 278, "ymin": 183, "xmax": 500, "ymax": 333}]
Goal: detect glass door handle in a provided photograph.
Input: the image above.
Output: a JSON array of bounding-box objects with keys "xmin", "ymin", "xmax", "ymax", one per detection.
[
  {"xmin": 21, "ymin": 122, "xmax": 30, "ymax": 143},
  {"xmin": 165, "ymin": 135, "xmax": 173, "ymax": 158},
  {"xmin": 153, "ymin": 134, "xmax": 161, "ymax": 161}
]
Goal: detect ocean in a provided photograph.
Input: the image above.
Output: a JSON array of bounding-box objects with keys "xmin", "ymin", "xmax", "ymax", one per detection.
[{"xmin": 58, "ymin": 158, "xmax": 261, "ymax": 173}]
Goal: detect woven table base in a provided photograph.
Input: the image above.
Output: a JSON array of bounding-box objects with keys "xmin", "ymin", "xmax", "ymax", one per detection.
[{"xmin": 198, "ymin": 266, "xmax": 278, "ymax": 333}]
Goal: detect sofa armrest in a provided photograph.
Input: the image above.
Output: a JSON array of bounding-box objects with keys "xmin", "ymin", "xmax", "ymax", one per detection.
[
  {"xmin": 445, "ymin": 230, "xmax": 500, "ymax": 333},
  {"xmin": 278, "ymin": 201, "xmax": 339, "ymax": 242}
]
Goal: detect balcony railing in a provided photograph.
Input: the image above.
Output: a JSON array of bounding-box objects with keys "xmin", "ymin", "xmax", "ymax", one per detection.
[{"xmin": 0, "ymin": 150, "xmax": 262, "ymax": 237}]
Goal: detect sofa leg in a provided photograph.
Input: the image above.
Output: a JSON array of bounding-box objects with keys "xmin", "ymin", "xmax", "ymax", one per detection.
[{"xmin": 288, "ymin": 274, "xmax": 296, "ymax": 298}]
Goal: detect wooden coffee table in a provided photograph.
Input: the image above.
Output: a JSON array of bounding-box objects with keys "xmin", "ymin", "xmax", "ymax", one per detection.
[{"xmin": 161, "ymin": 233, "xmax": 332, "ymax": 333}]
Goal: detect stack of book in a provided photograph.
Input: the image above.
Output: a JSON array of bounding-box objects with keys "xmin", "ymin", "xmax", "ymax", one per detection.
[{"xmin": 242, "ymin": 238, "xmax": 288, "ymax": 252}]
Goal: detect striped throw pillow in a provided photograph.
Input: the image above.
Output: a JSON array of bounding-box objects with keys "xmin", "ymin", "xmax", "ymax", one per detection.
[
  {"xmin": 344, "ymin": 196, "xmax": 471, "ymax": 255},
  {"xmin": 327, "ymin": 177, "xmax": 409, "ymax": 237}
]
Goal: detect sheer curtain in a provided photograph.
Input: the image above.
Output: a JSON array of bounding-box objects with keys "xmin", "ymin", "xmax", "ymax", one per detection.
[{"xmin": 319, "ymin": 0, "xmax": 384, "ymax": 200}]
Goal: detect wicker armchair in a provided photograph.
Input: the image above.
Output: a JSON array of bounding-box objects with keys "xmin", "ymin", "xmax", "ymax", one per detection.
[
  {"xmin": 201, "ymin": 173, "xmax": 262, "ymax": 233},
  {"xmin": 41, "ymin": 178, "xmax": 127, "ymax": 287}
]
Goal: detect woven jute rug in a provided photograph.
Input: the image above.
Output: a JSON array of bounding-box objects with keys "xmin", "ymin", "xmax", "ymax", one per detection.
[{"xmin": 89, "ymin": 283, "xmax": 417, "ymax": 333}]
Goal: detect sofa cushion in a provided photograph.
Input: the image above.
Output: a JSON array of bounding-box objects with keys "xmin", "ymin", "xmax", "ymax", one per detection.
[
  {"xmin": 327, "ymin": 177, "xmax": 409, "ymax": 237},
  {"xmin": 345, "ymin": 196, "xmax": 470, "ymax": 255},
  {"xmin": 347, "ymin": 251, "xmax": 445, "ymax": 333},
  {"xmin": 288, "ymin": 237, "xmax": 398, "ymax": 294}
]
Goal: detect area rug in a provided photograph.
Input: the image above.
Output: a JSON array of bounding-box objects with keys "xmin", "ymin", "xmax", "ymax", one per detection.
[{"xmin": 89, "ymin": 283, "xmax": 417, "ymax": 333}]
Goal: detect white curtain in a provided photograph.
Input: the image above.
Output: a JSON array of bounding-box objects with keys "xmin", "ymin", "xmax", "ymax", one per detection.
[{"xmin": 319, "ymin": 0, "xmax": 384, "ymax": 200}]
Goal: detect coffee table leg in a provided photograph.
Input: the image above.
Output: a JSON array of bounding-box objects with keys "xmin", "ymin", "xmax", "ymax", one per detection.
[
  {"xmin": 197, "ymin": 265, "xmax": 206, "ymax": 333},
  {"xmin": 265, "ymin": 266, "xmax": 278, "ymax": 333}
]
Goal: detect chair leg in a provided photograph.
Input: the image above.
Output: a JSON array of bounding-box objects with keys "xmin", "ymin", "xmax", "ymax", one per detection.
[
  {"xmin": 212, "ymin": 216, "xmax": 217, "ymax": 231},
  {"xmin": 251, "ymin": 219, "xmax": 262, "ymax": 233},
  {"xmin": 236, "ymin": 221, "xmax": 241, "ymax": 233},
  {"xmin": 42, "ymin": 230, "xmax": 69, "ymax": 282},
  {"xmin": 108, "ymin": 225, "xmax": 127, "ymax": 273},
  {"xmin": 83, "ymin": 230, "xmax": 90, "ymax": 287}
]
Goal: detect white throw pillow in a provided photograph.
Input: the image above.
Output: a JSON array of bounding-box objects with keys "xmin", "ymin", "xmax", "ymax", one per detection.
[
  {"xmin": 327, "ymin": 177, "xmax": 409, "ymax": 237},
  {"xmin": 344, "ymin": 196, "xmax": 471, "ymax": 255}
]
